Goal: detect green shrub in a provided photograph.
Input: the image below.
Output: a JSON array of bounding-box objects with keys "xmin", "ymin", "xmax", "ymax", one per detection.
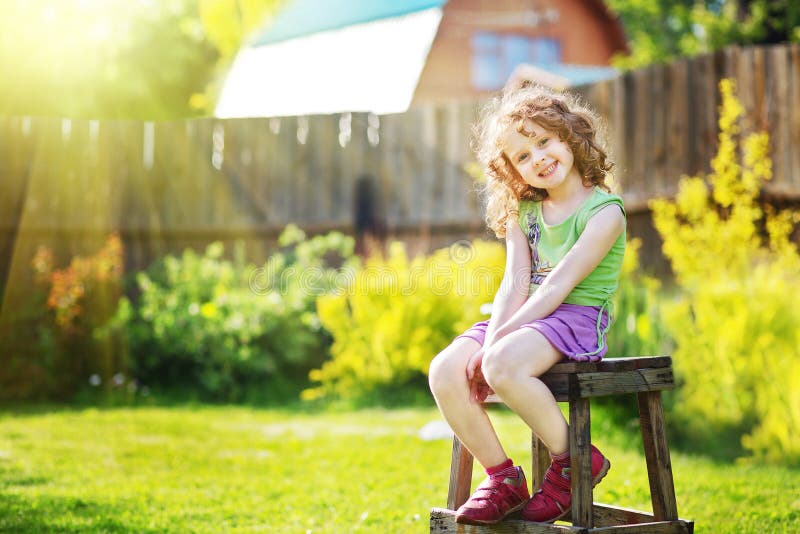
[
  {"xmin": 651, "ymin": 79, "xmax": 800, "ymax": 463},
  {"xmin": 120, "ymin": 226, "xmax": 357, "ymax": 402}
]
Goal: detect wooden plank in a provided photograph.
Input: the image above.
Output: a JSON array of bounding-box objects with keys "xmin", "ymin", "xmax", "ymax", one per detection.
[
  {"xmin": 377, "ymin": 112, "xmax": 400, "ymax": 228},
  {"xmin": 418, "ymin": 105, "xmax": 437, "ymax": 239},
  {"xmin": 280, "ymin": 116, "xmax": 298, "ymax": 223},
  {"xmin": 637, "ymin": 392, "xmax": 678, "ymax": 521},
  {"xmin": 230, "ymin": 117, "xmax": 261, "ymax": 226},
  {"xmin": 397, "ymin": 107, "xmax": 417, "ymax": 226},
  {"xmin": 689, "ymin": 52, "xmax": 717, "ymax": 179},
  {"xmin": 666, "ymin": 59, "xmax": 689, "ymax": 201},
  {"xmin": 736, "ymin": 46, "xmax": 756, "ymax": 137},
  {"xmin": 592, "ymin": 503, "xmax": 654, "ymax": 527},
  {"xmin": 249, "ymin": 118, "xmax": 271, "ymax": 226},
  {"xmin": 752, "ymin": 46, "xmax": 767, "ymax": 132},
  {"xmin": 458, "ymin": 101, "xmax": 480, "ymax": 220},
  {"xmin": 485, "ymin": 359, "xmax": 674, "ymax": 403},
  {"xmin": 610, "ymin": 75, "xmax": 629, "ymax": 195},
  {"xmin": 588, "ymin": 520, "xmax": 692, "ymax": 534},
  {"xmin": 363, "ymin": 112, "xmax": 382, "ymax": 223},
  {"xmin": 531, "ymin": 434, "xmax": 550, "ymax": 492},
  {"xmin": 317, "ymin": 115, "xmax": 338, "ymax": 221},
  {"xmin": 547, "ymin": 357, "xmax": 672, "ymax": 374},
  {"xmin": 447, "ymin": 437, "xmax": 474, "ymax": 511},
  {"xmin": 649, "ymin": 65, "xmax": 667, "ymax": 196},
  {"xmin": 294, "ymin": 116, "xmax": 311, "ymax": 221},
  {"xmin": 766, "ymin": 45, "xmax": 790, "ymax": 195},
  {"xmin": 791, "ymin": 44, "xmax": 800, "ymax": 190},
  {"xmin": 192, "ymin": 119, "xmax": 215, "ymax": 232},
  {"xmin": 348, "ymin": 112, "xmax": 369, "ymax": 226},
  {"xmin": 335, "ymin": 112, "xmax": 353, "ymax": 226},
  {"xmin": 569, "ymin": 397, "xmax": 593, "ymax": 528},
  {"xmin": 722, "ymin": 45, "xmax": 740, "ymax": 84},
  {"xmin": 264, "ymin": 117, "xmax": 281, "ymax": 226},
  {"xmin": 630, "ymin": 67, "xmax": 650, "ymax": 206},
  {"xmin": 430, "ymin": 508, "xmax": 588, "ymax": 533},
  {"xmin": 573, "ymin": 368, "xmax": 675, "ymax": 398},
  {"xmin": 435, "ymin": 104, "xmax": 451, "ymax": 223}
]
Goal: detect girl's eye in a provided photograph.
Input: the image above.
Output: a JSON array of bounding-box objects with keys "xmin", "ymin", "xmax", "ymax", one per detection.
[
  {"xmin": 538, "ymin": 138, "xmax": 549, "ymax": 147},
  {"xmin": 517, "ymin": 153, "xmax": 529, "ymax": 163}
]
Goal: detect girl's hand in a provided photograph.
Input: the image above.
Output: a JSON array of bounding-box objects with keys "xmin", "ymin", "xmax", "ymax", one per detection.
[{"xmin": 466, "ymin": 348, "xmax": 494, "ymax": 403}]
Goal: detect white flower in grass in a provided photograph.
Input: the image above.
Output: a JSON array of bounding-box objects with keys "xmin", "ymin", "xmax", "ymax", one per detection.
[{"xmin": 89, "ymin": 374, "xmax": 101, "ymax": 387}]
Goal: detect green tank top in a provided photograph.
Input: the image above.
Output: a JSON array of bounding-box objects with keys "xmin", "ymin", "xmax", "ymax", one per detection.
[{"xmin": 517, "ymin": 187, "xmax": 626, "ymax": 307}]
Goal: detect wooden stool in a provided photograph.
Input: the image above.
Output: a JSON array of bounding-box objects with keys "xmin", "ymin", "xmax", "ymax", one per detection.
[{"xmin": 430, "ymin": 356, "xmax": 694, "ymax": 533}]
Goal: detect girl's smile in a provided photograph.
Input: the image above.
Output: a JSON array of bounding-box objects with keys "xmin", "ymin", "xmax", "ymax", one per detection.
[
  {"xmin": 502, "ymin": 120, "xmax": 582, "ymax": 197},
  {"xmin": 538, "ymin": 161, "xmax": 558, "ymax": 178}
]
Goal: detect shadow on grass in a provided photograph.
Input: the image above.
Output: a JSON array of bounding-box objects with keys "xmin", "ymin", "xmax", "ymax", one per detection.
[
  {"xmin": 0, "ymin": 493, "xmax": 162, "ymax": 534},
  {"xmin": 0, "ymin": 467, "xmax": 161, "ymax": 534}
]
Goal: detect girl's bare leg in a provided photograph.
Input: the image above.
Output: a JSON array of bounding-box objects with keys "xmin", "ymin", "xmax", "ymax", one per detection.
[
  {"xmin": 428, "ymin": 337, "xmax": 508, "ymax": 469},
  {"xmin": 481, "ymin": 328, "xmax": 568, "ymax": 454}
]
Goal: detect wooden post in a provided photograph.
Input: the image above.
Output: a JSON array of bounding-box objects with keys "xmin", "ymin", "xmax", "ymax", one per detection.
[
  {"xmin": 531, "ymin": 434, "xmax": 550, "ymax": 491},
  {"xmin": 447, "ymin": 437, "xmax": 473, "ymax": 511},
  {"xmin": 569, "ymin": 397, "xmax": 593, "ymax": 528},
  {"xmin": 637, "ymin": 391, "xmax": 679, "ymax": 521}
]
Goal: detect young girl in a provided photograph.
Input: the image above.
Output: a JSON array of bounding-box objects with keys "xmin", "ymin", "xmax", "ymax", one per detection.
[{"xmin": 428, "ymin": 84, "xmax": 625, "ymax": 525}]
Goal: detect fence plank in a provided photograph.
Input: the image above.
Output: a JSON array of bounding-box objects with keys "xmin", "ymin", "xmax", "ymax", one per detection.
[
  {"xmin": 791, "ymin": 45, "xmax": 800, "ymax": 190},
  {"xmin": 767, "ymin": 45, "xmax": 790, "ymax": 196},
  {"xmin": 610, "ymin": 74, "xmax": 628, "ymax": 195},
  {"xmin": 666, "ymin": 60, "xmax": 689, "ymax": 203},
  {"xmin": 378, "ymin": 112, "xmax": 402, "ymax": 227},
  {"xmin": 736, "ymin": 47, "xmax": 756, "ymax": 136},
  {"xmin": 650, "ymin": 65, "xmax": 667, "ymax": 197},
  {"xmin": 690, "ymin": 51, "xmax": 718, "ymax": 179},
  {"xmin": 631, "ymin": 67, "xmax": 650, "ymax": 205}
]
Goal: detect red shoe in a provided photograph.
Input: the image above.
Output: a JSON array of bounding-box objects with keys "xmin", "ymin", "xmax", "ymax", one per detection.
[
  {"xmin": 455, "ymin": 466, "xmax": 530, "ymax": 525},
  {"xmin": 521, "ymin": 445, "xmax": 610, "ymax": 523}
]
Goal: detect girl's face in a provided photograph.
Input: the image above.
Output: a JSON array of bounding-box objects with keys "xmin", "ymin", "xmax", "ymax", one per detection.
[{"xmin": 502, "ymin": 120, "xmax": 579, "ymax": 194}]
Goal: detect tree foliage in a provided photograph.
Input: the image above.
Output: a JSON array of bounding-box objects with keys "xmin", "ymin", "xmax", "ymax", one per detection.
[
  {"xmin": 606, "ymin": 0, "xmax": 800, "ymax": 69},
  {"xmin": 0, "ymin": 0, "xmax": 280, "ymax": 119}
]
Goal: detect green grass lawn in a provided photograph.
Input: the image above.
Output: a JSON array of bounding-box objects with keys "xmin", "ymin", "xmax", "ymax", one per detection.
[{"xmin": 0, "ymin": 403, "xmax": 798, "ymax": 533}]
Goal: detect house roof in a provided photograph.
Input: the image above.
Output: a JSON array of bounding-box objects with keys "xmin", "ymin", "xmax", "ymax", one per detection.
[
  {"xmin": 214, "ymin": 0, "xmax": 622, "ymax": 118},
  {"xmin": 252, "ymin": 0, "xmax": 448, "ymax": 46},
  {"xmin": 215, "ymin": 1, "xmax": 446, "ymax": 118}
]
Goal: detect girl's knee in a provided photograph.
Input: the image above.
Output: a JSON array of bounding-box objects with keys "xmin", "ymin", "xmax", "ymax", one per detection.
[
  {"xmin": 428, "ymin": 348, "xmax": 464, "ymax": 396},
  {"xmin": 482, "ymin": 347, "xmax": 515, "ymax": 392}
]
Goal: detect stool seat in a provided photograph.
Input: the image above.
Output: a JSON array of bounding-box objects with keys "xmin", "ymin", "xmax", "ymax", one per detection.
[{"xmin": 429, "ymin": 356, "xmax": 694, "ymax": 533}]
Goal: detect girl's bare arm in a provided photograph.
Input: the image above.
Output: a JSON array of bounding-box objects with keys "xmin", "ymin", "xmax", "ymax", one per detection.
[{"xmin": 482, "ymin": 218, "xmax": 531, "ymax": 349}]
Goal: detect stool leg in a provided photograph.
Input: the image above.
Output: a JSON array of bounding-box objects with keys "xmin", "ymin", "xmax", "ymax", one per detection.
[
  {"xmin": 569, "ymin": 397, "xmax": 593, "ymax": 527},
  {"xmin": 531, "ymin": 433, "xmax": 550, "ymax": 490},
  {"xmin": 447, "ymin": 436, "xmax": 473, "ymax": 511},
  {"xmin": 637, "ymin": 391, "xmax": 679, "ymax": 521}
]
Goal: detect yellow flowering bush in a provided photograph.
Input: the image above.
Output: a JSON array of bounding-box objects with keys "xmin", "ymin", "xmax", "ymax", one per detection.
[
  {"xmin": 650, "ymin": 79, "xmax": 800, "ymax": 463},
  {"xmin": 304, "ymin": 240, "xmax": 505, "ymax": 401}
]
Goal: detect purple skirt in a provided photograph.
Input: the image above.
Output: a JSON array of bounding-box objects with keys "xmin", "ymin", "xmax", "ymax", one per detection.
[{"xmin": 456, "ymin": 303, "xmax": 610, "ymax": 362}]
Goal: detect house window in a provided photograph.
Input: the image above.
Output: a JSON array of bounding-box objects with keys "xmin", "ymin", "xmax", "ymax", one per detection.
[{"xmin": 470, "ymin": 32, "xmax": 561, "ymax": 90}]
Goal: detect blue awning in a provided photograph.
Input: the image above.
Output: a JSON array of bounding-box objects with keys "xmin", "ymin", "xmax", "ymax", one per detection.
[{"xmin": 252, "ymin": 0, "xmax": 448, "ymax": 46}]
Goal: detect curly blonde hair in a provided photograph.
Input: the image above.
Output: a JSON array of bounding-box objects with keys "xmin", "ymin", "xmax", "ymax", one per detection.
[{"xmin": 473, "ymin": 83, "xmax": 614, "ymax": 238}]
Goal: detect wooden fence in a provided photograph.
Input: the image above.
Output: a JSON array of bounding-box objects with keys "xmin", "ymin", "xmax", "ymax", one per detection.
[{"xmin": 1, "ymin": 43, "xmax": 800, "ymax": 301}]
